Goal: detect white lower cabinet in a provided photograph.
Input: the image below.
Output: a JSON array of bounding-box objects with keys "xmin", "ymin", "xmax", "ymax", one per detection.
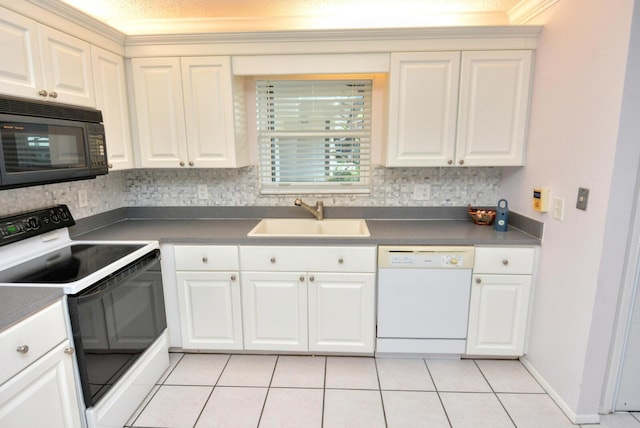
[
  {"xmin": 239, "ymin": 246, "xmax": 376, "ymax": 354},
  {"xmin": 0, "ymin": 301, "xmax": 82, "ymax": 428},
  {"xmin": 241, "ymin": 272, "xmax": 308, "ymax": 352},
  {"xmin": 466, "ymin": 246, "xmax": 536, "ymax": 356},
  {"xmin": 174, "ymin": 246, "xmax": 243, "ymax": 350},
  {"xmin": 308, "ymin": 272, "xmax": 375, "ymax": 353}
]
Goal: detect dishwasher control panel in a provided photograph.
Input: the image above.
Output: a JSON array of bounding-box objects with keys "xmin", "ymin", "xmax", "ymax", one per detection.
[{"xmin": 379, "ymin": 246, "xmax": 474, "ymax": 269}]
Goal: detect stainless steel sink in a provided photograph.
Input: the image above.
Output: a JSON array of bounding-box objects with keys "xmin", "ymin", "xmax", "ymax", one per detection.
[{"xmin": 247, "ymin": 218, "xmax": 370, "ymax": 237}]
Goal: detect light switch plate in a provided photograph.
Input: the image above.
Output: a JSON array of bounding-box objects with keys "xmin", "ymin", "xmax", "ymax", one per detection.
[
  {"xmin": 197, "ymin": 184, "xmax": 208, "ymax": 200},
  {"xmin": 576, "ymin": 187, "xmax": 589, "ymax": 211},
  {"xmin": 552, "ymin": 197, "xmax": 565, "ymax": 220},
  {"xmin": 78, "ymin": 190, "xmax": 88, "ymax": 207}
]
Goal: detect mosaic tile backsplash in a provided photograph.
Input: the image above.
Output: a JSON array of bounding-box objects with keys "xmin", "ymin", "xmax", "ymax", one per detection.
[{"xmin": 0, "ymin": 166, "xmax": 501, "ymax": 219}]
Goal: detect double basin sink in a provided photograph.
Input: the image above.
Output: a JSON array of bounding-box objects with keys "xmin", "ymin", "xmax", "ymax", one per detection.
[{"xmin": 247, "ymin": 218, "xmax": 370, "ymax": 237}]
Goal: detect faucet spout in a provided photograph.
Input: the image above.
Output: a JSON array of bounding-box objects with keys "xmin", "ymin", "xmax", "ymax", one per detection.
[{"xmin": 294, "ymin": 198, "xmax": 324, "ymax": 220}]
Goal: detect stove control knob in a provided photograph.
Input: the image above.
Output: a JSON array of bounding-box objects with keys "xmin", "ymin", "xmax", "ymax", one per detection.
[
  {"xmin": 50, "ymin": 213, "xmax": 60, "ymax": 223},
  {"xmin": 27, "ymin": 217, "xmax": 40, "ymax": 230},
  {"xmin": 60, "ymin": 210, "xmax": 69, "ymax": 221}
]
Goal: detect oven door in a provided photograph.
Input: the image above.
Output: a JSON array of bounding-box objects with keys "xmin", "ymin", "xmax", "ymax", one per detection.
[{"xmin": 67, "ymin": 249, "xmax": 167, "ymax": 407}]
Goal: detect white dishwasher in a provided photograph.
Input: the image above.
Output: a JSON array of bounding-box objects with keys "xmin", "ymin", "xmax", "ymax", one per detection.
[{"xmin": 376, "ymin": 246, "xmax": 474, "ymax": 357}]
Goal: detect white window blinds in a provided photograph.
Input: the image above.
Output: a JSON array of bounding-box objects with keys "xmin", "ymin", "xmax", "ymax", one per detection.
[{"xmin": 256, "ymin": 78, "xmax": 372, "ymax": 194}]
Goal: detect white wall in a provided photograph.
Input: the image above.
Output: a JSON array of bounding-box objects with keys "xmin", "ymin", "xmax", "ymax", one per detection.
[{"xmin": 501, "ymin": 0, "xmax": 636, "ymax": 421}]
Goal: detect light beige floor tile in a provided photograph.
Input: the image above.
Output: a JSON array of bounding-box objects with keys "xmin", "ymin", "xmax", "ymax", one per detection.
[
  {"xmin": 582, "ymin": 412, "xmax": 640, "ymax": 428},
  {"xmin": 158, "ymin": 352, "xmax": 184, "ymax": 383},
  {"xmin": 165, "ymin": 353, "xmax": 229, "ymax": 386},
  {"xmin": 259, "ymin": 388, "xmax": 323, "ymax": 428},
  {"xmin": 426, "ymin": 359, "xmax": 492, "ymax": 392},
  {"xmin": 195, "ymin": 386, "xmax": 267, "ymax": 428},
  {"xmin": 125, "ymin": 385, "xmax": 159, "ymax": 427},
  {"xmin": 271, "ymin": 355, "xmax": 325, "ymax": 388},
  {"xmin": 476, "ymin": 360, "xmax": 544, "ymax": 393},
  {"xmin": 326, "ymin": 356, "xmax": 379, "ymax": 390},
  {"xmin": 376, "ymin": 358, "xmax": 435, "ymax": 391},
  {"xmin": 217, "ymin": 354, "xmax": 277, "ymax": 387},
  {"xmin": 440, "ymin": 392, "xmax": 514, "ymax": 428},
  {"xmin": 382, "ymin": 391, "xmax": 449, "ymax": 428},
  {"xmin": 498, "ymin": 393, "xmax": 574, "ymax": 428},
  {"xmin": 132, "ymin": 385, "xmax": 212, "ymax": 428},
  {"xmin": 324, "ymin": 389, "xmax": 386, "ymax": 428}
]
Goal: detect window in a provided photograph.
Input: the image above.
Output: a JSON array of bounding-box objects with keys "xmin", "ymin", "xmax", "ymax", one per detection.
[{"xmin": 256, "ymin": 77, "xmax": 372, "ymax": 194}]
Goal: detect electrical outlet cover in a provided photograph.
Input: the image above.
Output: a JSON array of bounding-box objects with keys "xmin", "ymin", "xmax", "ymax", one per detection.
[{"xmin": 576, "ymin": 188, "xmax": 589, "ymax": 211}]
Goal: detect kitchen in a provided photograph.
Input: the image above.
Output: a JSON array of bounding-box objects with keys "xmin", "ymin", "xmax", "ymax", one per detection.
[{"xmin": 0, "ymin": 0, "xmax": 639, "ymax": 427}]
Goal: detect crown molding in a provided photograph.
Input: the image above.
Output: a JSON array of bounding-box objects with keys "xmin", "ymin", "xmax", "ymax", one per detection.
[
  {"xmin": 509, "ymin": 0, "xmax": 561, "ymax": 24},
  {"xmin": 125, "ymin": 25, "xmax": 543, "ymax": 47}
]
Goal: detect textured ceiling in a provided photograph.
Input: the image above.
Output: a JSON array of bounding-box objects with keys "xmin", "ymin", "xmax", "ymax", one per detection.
[{"xmin": 59, "ymin": 0, "xmax": 524, "ymax": 34}]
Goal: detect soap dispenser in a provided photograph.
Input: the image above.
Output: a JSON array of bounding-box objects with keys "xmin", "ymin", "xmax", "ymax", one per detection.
[{"xmin": 495, "ymin": 199, "xmax": 509, "ymax": 232}]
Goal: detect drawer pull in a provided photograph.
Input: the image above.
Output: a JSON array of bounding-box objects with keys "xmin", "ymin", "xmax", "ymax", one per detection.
[
  {"xmin": 476, "ymin": 278, "xmax": 482, "ymax": 284},
  {"xmin": 299, "ymin": 276, "xmax": 305, "ymax": 282},
  {"xmin": 338, "ymin": 258, "xmax": 344, "ymax": 264},
  {"xmin": 16, "ymin": 345, "xmax": 29, "ymax": 354},
  {"xmin": 64, "ymin": 347, "xmax": 75, "ymax": 355},
  {"xmin": 38, "ymin": 89, "xmax": 48, "ymax": 97},
  {"xmin": 309, "ymin": 276, "xmax": 315, "ymax": 282},
  {"xmin": 230, "ymin": 275, "xmax": 236, "ymax": 281},
  {"xmin": 502, "ymin": 259, "xmax": 509, "ymax": 266},
  {"xmin": 270, "ymin": 257, "xmax": 276, "ymax": 263},
  {"xmin": 202, "ymin": 256, "xmax": 208, "ymax": 263}
]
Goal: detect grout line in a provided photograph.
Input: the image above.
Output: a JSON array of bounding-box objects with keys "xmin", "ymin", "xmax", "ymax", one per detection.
[
  {"xmin": 321, "ymin": 356, "xmax": 327, "ymax": 428},
  {"xmin": 424, "ymin": 358, "xmax": 454, "ymax": 428},
  {"xmin": 475, "ymin": 360, "xmax": 518, "ymax": 428},
  {"xmin": 255, "ymin": 354, "xmax": 279, "ymax": 427},
  {"xmin": 373, "ymin": 357, "xmax": 389, "ymax": 428}
]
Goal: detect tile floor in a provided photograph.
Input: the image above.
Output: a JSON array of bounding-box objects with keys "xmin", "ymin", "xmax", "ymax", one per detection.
[{"xmin": 125, "ymin": 353, "xmax": 640, "ymax": 428}]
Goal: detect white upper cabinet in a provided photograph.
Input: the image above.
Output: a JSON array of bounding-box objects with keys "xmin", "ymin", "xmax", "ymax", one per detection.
[
  {"xmin": 456, "ymin": 50, "xmax": 533, "ymax": 166},
  {"xmin": 131, "ymin": 56, "xmax": 248, "ymax": 168},
  {"xmin": 91, "ymin": 46, "xmax": 134, "ymax": 170},
  {"xmin": 0, "ymin": 7, "xmax": 95, "ymax": 107},
  {"xmin": 386, "ymin": 50, "xmax": 533, "ymax": 167},
  {"xmin": 386, "ymin": 52, "xmax": 461, "ymax": 167}
]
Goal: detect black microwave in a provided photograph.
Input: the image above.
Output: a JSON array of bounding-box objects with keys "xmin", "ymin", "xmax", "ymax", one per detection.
[{"xmin": 0, "ymin": 95, "xmax": 108, "ymax": 189}]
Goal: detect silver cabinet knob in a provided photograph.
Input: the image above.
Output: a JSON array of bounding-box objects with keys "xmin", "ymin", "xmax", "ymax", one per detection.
[
  {"xmin": 338, "ymin": 258, "xmax": 344, "ymax": 264},
  {"xmin": 189, "ymin": 161, "xmax": 194, "ymax": 167},
  {"xmin": 299, "ymin": 275, "xmax": 305, "ymax": 282},
  {"xmin": 202, "ymin": 256, "xmax": 208, "ymax": 263},
  {"xmin": 230, "ymin": 275, "xmax": 236, "ymax": 281},
  {"xmin": 16, "ymin": 345, "xmax": 29, "ymax": 354},
  {"xmin": 49, "ymin": 91, "xmax": 58, "ymax": 99},
  {"xmin": 38, "ymin": 90, "xmax": 48, "ymax": 97},
  {"xmin": 270, "ymin": 257, "xmax": 276, "ymax": 263},
  {"xmin": 458, "ymin": 159, "xmax": 464, "ymax": 165},
  {"xmin": 179, "ymin": 161, "xmax": 185, "ymax": 167},
  {"xmin": 309, "ymin": 276, "xmax": 315, "ymax": 282},
  {"xmin": 447, "ymin": 159, "xmax": 453, "ymax": 165},
  {"xmin": 108, "ymin": 163, "xmax": 113, "ymax": 169},
  {"xmin": 502, "ymin": 259, "xmax": 509, "ymax": 266},
  {"xmin": 64, "ymin": 347, "xmax": 75, "ymax": 355},
  {"xmin": 475, "ymin": 278, "xmax": 482, "ymax": 284}
]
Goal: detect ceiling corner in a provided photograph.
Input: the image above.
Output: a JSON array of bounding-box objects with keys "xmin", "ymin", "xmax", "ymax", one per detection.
[{"xmin": 508, "ymin": 0, "xmax": 560, "ymax": 24}]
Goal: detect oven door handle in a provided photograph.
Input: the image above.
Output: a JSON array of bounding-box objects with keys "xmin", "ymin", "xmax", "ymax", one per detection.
[{"xmin": 73, "ymin": 250, "xmax": 161, "ymax": 303}]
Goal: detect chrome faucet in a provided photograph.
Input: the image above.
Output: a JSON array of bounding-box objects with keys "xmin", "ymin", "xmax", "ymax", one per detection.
[{"xmin": 294, "ymin": 198, "xmax": 324, "ymax": 220}]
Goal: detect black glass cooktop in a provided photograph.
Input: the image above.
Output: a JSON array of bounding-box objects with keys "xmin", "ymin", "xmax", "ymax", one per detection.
[{"xmin": 0, "ymin": 244, "xmax": 144, "ymax": 284}]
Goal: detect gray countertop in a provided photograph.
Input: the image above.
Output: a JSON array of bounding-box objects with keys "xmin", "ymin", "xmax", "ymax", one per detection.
[
  {"xmin": 0, "ymin": 287, "xmax": 63, "ymax": 332},
  {"xmin": 74, "ymin": 218, "xmax": 541, "ymax": 246}
]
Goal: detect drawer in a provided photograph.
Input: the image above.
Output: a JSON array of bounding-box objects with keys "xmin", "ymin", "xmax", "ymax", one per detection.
[
  {"xmin": 0, "ymin": 300, "xmax": 66, "ymax": 385},
  {"xmin": 175, "ymin": 245, "xmax": 239, "ymax": 271},
  {"xmin": 473, "ymin": 247, "xmax": 536, "ymax": 274},
  {"xmin": 240, "ymin": 246, "xmax": 376, "ymax": 272}
]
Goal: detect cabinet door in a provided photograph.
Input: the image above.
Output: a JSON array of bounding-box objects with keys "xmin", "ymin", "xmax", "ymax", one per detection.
[
  {"xmin": 176, "ymin": 271, "xmax": 243, "ymax": 350},
  {"xmin": 456, "ymin": 50, "xmax": 532, "ymax": 166},
  {"xmin": 386, "ymin": 52, "xmax": 460, "ymax": 166},
  {"xmin": 91, "ymin": 46, "xmax": 134, "ymax": 170},
  {"xmin": 0, "ymin": 7, "xmax": 43, "ymax": 100},
  {"xmin": 131, "ymin": 57, "xmax": 188, "ymax": 168},
  {"xmin": 241, "ymin": 272, "xmax": 308, "ymax": 352},
  {"xmin": 0, "ymin": 341, "xmax": 82, "ymax": 428},
  {"xmin": 181, "ymin": 56, "xmax": 245, "ymax": 167},
  {"xmin": 38, "ymin": 25, "xmax": 95, "ymax": 107},
  {"xmin": 466, "ymin": 274, "xmax": 532, "ymax": 356},
  {"xmin": 308, "ymin": 272, "xmax": 375, "ymax": 353}
]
